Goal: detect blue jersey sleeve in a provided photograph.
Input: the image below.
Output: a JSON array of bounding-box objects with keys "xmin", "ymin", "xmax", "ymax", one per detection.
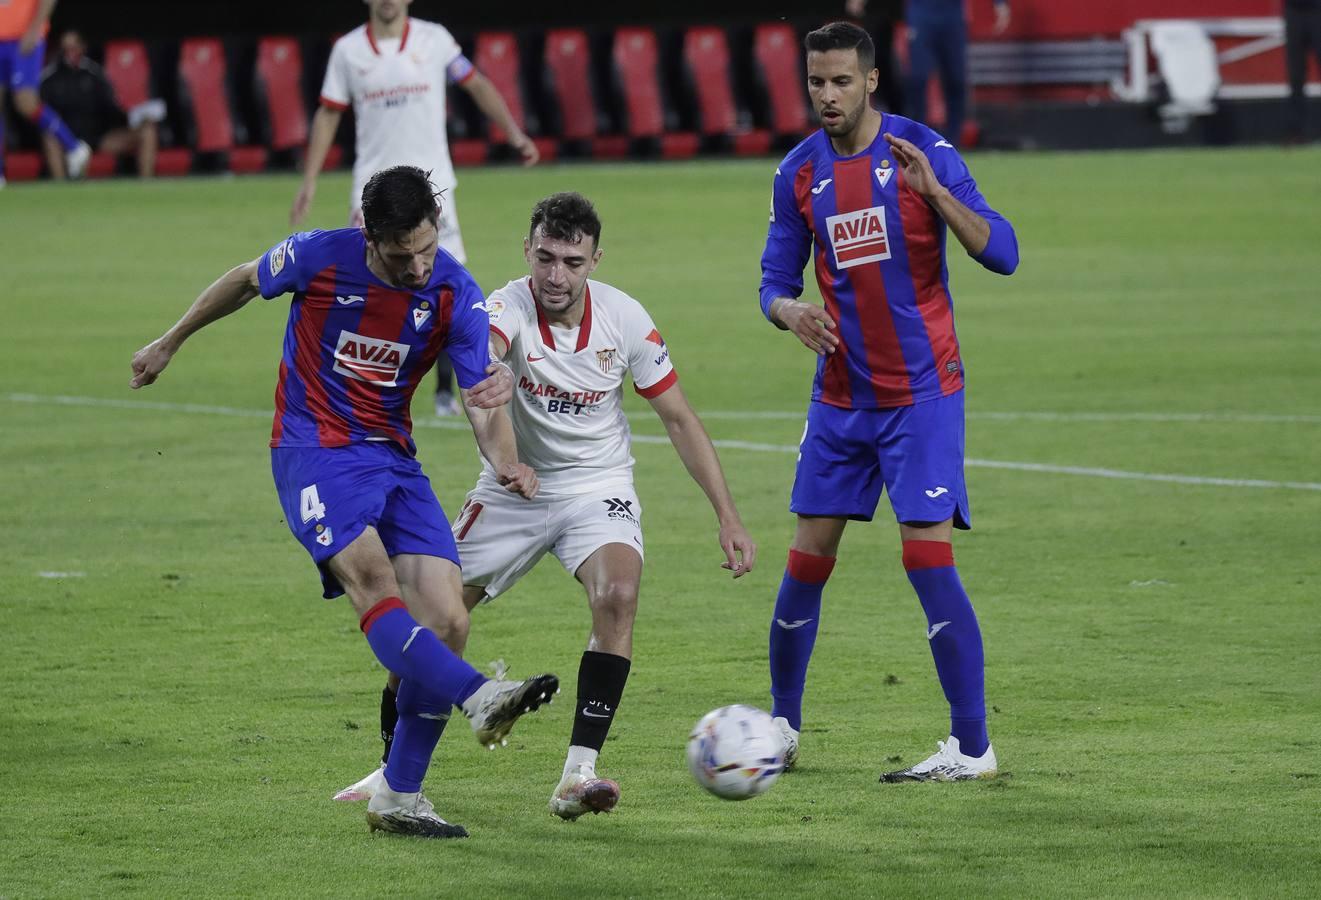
[
  {"xmin": 257, "ymin": 231, "xmax": 319, "ymax": 299},
  {"xmin": 446, "ymin": 272, "xmax": 494, "ymax": 390},
  {"xmin": 927, "ymin": 142, "xmax": 1019, "ymax": 276},
  {"xmin": 758, "ymin": 163, "xmax": 814, "ymax": 321}
]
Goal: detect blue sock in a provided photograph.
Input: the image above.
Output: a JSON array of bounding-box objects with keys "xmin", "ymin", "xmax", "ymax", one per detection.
[
  {"xmin": 360, "ymin": 598, "xmax": 486, "ymax": 710},
  {"xmin": 34, "ymin": 105, "xmax": 80, "ymax": 153},
  {"xmin": 0, "ymin": 112, "xmax": 6, "ymax": 174},
  {"xmin": 903, "ymin": 541, "xmax": 989, "ymax": 757},
  {"xmin": 769, "ymin": 550, "xmax": 835, "ymax": 731},
  {"xmin": 384, "ymin": 679, "xmax": 450, "ymax": 793}
]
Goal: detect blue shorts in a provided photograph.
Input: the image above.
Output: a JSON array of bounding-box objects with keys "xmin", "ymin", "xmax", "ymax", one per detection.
[
  {"xmin": 790, "ymin": 391, "xmax": 971, "ymax": 529},
  {"xmin": 0, "ymin": 39, "xmax": 45, "ymax": 91},
  {"xmin": 271, "ymin": 442, "xmax": 459, "ymax": 599}
]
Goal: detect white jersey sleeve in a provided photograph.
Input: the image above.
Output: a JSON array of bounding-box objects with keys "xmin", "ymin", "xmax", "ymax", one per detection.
[
  {"xmin": 432, "ymin": 23, "xmax": 463, "ymax": 71},
  {"xmin": 624, "ymin": 302, "xmax": 678, "ymax": 399},
  {"xmin": 485, "ymin": 286, "xmax": 524, "ymax": 356},
  {"xmin": 319, "ymin": 37, "xmax": 352, "ymax": 108}
]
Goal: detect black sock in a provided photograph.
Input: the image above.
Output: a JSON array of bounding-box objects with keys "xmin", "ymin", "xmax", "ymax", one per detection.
[
  {"xmin": 569, "ymin": 651, "xmax": 632, "ymax": 752},
  {"xmin": 380, "ymin": 683, "xmax": 399, "ymax": 766}
]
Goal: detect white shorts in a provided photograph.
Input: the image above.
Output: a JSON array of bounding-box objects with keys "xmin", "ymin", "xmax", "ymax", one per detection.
[
  {"xmin": 453, "ymin": 482, "xmax": 644, "ymax": 601},
  {"xmin": 350, "ymin": 189, "xmax": 467, "ymax": 264}
]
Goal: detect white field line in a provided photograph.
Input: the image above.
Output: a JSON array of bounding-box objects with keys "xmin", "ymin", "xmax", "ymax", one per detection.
[{"xmin": 6, "ymin": 392, "xmax": 1321, "ymax": 493}]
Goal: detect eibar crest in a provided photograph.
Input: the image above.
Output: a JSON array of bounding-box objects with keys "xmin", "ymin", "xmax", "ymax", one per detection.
[
  {"xmin": 412, "ymin": 305, "xmax": 431, "ymax": 330},
  {"xmin": 875, "ymin": 166, "xmax": 894, "ymax": 189}
]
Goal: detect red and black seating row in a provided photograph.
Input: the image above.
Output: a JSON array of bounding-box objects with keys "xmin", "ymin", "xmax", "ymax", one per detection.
[{"xmin": 2, "ymin": 23, "xmax": 815, "ymax": 180}]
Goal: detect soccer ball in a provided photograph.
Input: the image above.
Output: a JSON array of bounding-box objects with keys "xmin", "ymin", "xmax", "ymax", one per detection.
[{"xmin": 686, "ymin": 704, "xmax": 785, "ymax": 800}]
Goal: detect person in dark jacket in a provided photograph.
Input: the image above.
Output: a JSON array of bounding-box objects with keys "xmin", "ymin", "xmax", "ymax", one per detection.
[{"xmin": 39, "ymin": 30, "xmax": 161, "ymax": 177}]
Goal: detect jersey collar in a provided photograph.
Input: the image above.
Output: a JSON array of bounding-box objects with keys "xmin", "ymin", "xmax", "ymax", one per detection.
[
  {"xmin": 366, "ymin": 17, "xmax": 411, "ymax": 55},
  {"xmin": 532, "ymin": 278, "xmax": 593, "ymax": 352}
]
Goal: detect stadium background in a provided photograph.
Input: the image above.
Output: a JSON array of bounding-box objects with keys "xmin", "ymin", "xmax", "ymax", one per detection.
[{"xmin": 5, "ymin": 0, "xmax": 1318, "ymax": 183}]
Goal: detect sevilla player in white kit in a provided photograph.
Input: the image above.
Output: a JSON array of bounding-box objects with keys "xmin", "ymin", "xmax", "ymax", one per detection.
[
  {"xmin": 335, "ymin": 192, "xmax": 758, "ymax": 820},
  {"xmin": 290, "ymin": 0, "xmax": 539, "ymax": 415}
]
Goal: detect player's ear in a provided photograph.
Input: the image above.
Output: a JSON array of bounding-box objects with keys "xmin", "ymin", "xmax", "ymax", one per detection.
[
  {"xmin": 360, "ymin": 226, "xmax": 373, "ymax": 248},
  {"xmin": 589, "ymin": 246, "xmax": 603, "ymax": 273},
  {"xmin": 867, "ymin": 67, "xmax": 879, "ymax": 95}
]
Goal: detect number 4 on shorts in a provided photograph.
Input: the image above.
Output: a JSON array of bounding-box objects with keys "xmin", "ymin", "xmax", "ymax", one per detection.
[{"xmin": 300, "ymin": 484, "xmax": 327, "ymax": 523}]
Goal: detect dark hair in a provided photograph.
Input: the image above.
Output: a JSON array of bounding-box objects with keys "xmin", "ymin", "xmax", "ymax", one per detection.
[
  {"xmin": 361, "ymin": 165, "xmax": 440, "ymax": 243},
  {"xmin": 528, "ymin": 192, "xmax": 602, "ymax": 248},
  {"xmin": 804, "ymin": 21, "xmax": 876, "ymax": 75}
]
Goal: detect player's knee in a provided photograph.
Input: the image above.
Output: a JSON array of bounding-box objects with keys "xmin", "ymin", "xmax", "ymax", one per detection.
[
  {"xmin": 14, "ymin": 91, "xmax": 40, "ymax": 117},
  {"xmin": 426, "ymin": 607, "xmax": 469, "ymax": 650},
  {"xmin": 589, "ymin": 582, "xmax": 638, "ymax": 624}
]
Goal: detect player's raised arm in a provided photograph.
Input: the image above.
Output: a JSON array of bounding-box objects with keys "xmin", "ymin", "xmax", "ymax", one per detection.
[
  {"xmin": 884, "ymin": 132, "xmax": 1019, "ymax": 275},
  {"xmin": 129, "ymin": 258, "xmax": 262, "ymax": 388},
  {"xmin": 645, "ymin": 383, "xmax": 757, "ymax": 578}
]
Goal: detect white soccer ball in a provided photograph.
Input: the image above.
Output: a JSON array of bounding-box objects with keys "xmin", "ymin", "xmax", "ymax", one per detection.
[{"xmin": 686, "ymin": 704, "xmax": 785, "ymax": 800}]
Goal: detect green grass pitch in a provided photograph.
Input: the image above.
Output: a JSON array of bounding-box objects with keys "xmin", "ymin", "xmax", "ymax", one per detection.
[{"xmin": 2, "ymin": 147, "xmax": 1319, "ymax": 897}]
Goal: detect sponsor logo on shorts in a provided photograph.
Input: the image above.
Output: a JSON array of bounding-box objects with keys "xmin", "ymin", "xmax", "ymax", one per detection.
[
  {"xmin": 925, "ymin": 486, "xmax": 949, "ymax": 498},
  {"xmin": 826, "ymin": 205, "xmax": 891, "ymax": 269},
  {"xmin": 333, "ymin": 331, "xmax": 410, "ymax": 386},
  {"xmin": 603, "ymin": 497, "xmax": 639, "ymax": 526}
]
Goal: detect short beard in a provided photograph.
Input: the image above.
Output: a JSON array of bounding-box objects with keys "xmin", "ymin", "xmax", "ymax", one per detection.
[{"xmin": 822, "ymin": 101, "xmax": 865, "ymax": 138}]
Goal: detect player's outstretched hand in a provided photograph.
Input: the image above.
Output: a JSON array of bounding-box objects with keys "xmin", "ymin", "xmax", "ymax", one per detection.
[
  {"xmin": 884, "ymin": 133, "xmax": 942, "ymax": 199},
  {"xmin": 466, "ymin": 362, "xmax": 515, "ymax": 409},
  {"xmin": 774, "ymin": 300, "xmax": 839, "ymax": 356},
  {"xmin": 496, "ymin": 462, "xmax": 539, "ymax": 499},
  {"xmin": 510, "ymin": 133, "xmax": 541, "ymax": 167},
  {"xmin": 130, "ymin": 338, "xmax": 174, "ymax": 389},
  {"xmin": 290, "ymin": 182, "xmax": 315, "ymax": 226},
  {"xmin": 719, "ymin": 521, "xmax": 757, "ymax": 578}
]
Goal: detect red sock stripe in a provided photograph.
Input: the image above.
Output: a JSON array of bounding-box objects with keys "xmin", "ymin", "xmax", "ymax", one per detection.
[
  {"xmin": 359, "ymin": 596, "xmax": 406, "ymax": 633},
  {"xmin": 787, "ymin": 549, "xmax": 836, "ymax": 584},
  {"xmin": 902, "ymin": 540, "xmax": 955, "ymax": 571}
]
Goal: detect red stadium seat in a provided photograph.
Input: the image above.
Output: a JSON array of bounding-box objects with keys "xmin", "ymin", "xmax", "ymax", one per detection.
[
  {"xmin": 3, "ymin": 151, "xmax": 43, "ymax": 182},
  {"xmin": 753, "ymin": 23, "xmax": 810, "ymax": 137},
  {"xmin": 683, "ymin": 27, "xmax": 737, "ymax": 136},
  {"xmin": 474, "ymin": 31, "xmax": 525, "ymax": 145},
  {"xmin": 87, "ymin": 152, "xmax": 117, "ymax": 178},
  {"xmin": 155, "ymin": 148, "xmax": 193, "ymax": 176},
  {"xmin": 178, "ymin": 38, "xmax": 267, "ymax": 172},
  {"xmin": 612, "ymin": 27, "xmax": 664, "ymax": 138},
  {"xmin": 103, "ymin": 40, "xmax": 150, "ymax": 110},
  {"xmin": 450, "ymin": 139, "xmax": 488, "ymax": 167},
  {"xmin": 683, "ymin": 26, "xmax": 772, "ymax": 156},
  {"xmin": 178, "ymin": 39, "xmax": 234, "ymax": 153},
  {"xmin": 542, "ymin": 28, "xmax": 597, "ymax": 142},
  {"xmin": 256, "ymin": 36, "xmax": 308, "ymax": 152}
]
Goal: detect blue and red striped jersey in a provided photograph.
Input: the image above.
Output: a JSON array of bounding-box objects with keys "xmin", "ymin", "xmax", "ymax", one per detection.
[
  {"xmin": 760, "ymin": 114, "xmax": 1017, "ymax": 410},
  {"xmin": 257, "ymin": 228, "xmax": 489, "ymax": 455}
]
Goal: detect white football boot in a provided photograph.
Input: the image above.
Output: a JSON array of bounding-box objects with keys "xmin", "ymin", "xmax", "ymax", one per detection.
[
  {"xmin": 462, "ymin": 674, "xmax": 559, "ymax": 749},
  {"xmin": 549, "ymin": 765, "xmax": 620, "ymax": 821},
  {"xmin": 773, "ymin": 717, "xmax": 800, "ymax": 771},
  {"xmin": 65, "ymin": 141, "xmax": 92, "ymax": 179},
  {"xmin": 366, "ymin": 787, "xmax": 467, "ymax": 838},
  {"xmin": 879, "ymin": 736, "xmax": 998, "ymax": 782},
  {"xmin": 332, "ymin": 765, "xmax": 387, "ymax": 802}
]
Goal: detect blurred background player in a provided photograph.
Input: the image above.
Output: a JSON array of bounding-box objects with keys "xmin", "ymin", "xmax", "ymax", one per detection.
[
  {"xmin": 334, "ymin": 191, "xmax": 757, "ymax": 821},
  {"xmin": 845, "ymin": 0, "xmax": 905, "ymax": 115},
  {"xmin": 130, "ymin": 165, "xmax": 558, "ymax": 838},
  {"xmin": 289, "ymin": 0, "xmax": 541, "ymax": 418},
  {"xmin": 1285, "ymin": 0, "xmax": 1321, "ymax": 141},
  {"xmin": 0, "ymin": 0, "xmax": 89, "ymax": 184},
  {"xmin": 758, "ymin": 23, "xmax": 1018, "ymax": 781},
  {"xmin": 902, "ymin": 0, "xmax": 1010, "ymax": 146},
  {"xmin": 39, "ymin": 30, "xmax": 163, "ymax": 179}
]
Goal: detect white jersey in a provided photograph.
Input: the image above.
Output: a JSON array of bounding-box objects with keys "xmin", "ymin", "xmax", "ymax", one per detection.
[
  {"xmin": 319, "ymin": 18, "xmax": 473, "ymax": 208},
  {"xmin": 483, "ymin": 278, "xmax": 678, "ymax": 496}
]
